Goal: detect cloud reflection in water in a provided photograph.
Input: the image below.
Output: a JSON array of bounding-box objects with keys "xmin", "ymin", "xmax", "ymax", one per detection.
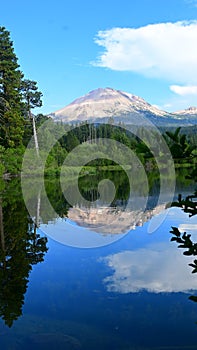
[{"xmin": 101, "ymin": 242, "xmax": 197, "ymax": 293}]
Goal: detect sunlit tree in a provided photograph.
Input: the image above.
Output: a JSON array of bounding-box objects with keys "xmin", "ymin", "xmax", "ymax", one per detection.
[
  {"xmin": 0, "ymin": 27, "xmax": 24, "ymax": 147},
  {"xmin": 20, "ymin": 79, "xmax": 43, "ymax": 156}
]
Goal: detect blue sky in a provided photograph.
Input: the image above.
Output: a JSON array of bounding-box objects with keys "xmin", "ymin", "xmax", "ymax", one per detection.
[{"xmin": 2, "ymin": 0, "xmax": 197, "ymax": 114}]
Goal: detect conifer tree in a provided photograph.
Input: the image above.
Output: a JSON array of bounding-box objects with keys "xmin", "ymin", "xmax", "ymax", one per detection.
[
  {"xmin": 0, "ymin": 26, "xmax": 24, "ymax": 147},
  {"xmin": 20, "ymin": 79, "xmax": 43, "ymax": 156}
]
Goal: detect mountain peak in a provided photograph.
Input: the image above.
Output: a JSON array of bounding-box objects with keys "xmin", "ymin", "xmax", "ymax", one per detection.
[
  {"xmin": 70, "ymin": 87, "xmax": 120, "ymax": 104},
  {"xmin": 51, "ymin": 87, "xmax": 167, "ymax": 123},
  {"xmin": 174, "ymin": 106, "xmax": 197, "ymax": 115},
  {"xmin": 70, "ymin": 87, "xmax": 142, "ymax": 104}
]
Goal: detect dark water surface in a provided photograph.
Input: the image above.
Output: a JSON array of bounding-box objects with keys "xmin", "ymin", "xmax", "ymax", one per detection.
[{"xmin": 0, "ymin": 169, "xmax": 197, "ymax": 350}]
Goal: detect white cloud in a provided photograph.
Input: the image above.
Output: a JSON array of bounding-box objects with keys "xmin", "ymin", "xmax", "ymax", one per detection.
[
  {"xmin": 170, "ymin": 84, "xmax": 197, "ymax": 95},
  {"xmin": 94, "ymin": 21, "xmax": 197, "ymax": 84},
  {"xmin": 185, "ymin": 0, "xmax": 197, "ymax": 7}
]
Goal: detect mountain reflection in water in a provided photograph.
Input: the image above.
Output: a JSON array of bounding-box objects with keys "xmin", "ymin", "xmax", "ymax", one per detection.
[
  {"xmin": 67, "ymin": 203, "xmax": 167, "ymax": 233},
  {"xmin": 1, "ymin": 169, "xmax": 197, "ymax": 350},
  {"xmin": 40, "ymin": 202, "xmax": 168, "ymax": 248}
]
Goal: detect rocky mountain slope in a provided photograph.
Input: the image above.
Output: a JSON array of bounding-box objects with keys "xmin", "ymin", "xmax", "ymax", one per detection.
[
  {"xmin": 174, "ymin": 106, "xmax": 197, "ymax": 116},
  {"xmin": 49, "ymin": 87, "xmax": 197, "ymax": 126}
]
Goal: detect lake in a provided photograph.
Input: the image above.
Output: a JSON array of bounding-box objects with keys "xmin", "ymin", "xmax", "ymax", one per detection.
[{"xmin": 0, "ymin": 168, "xmax": 197, "ymax": 350}]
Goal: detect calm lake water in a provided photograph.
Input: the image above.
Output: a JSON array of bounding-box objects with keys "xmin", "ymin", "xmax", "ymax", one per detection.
[{"xmin": 0, "ymin": 168, "xmax": 197, "ymax": 350}]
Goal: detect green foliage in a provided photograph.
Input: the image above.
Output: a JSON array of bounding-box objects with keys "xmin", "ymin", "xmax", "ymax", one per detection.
[
  {"xmin": 2, "ymin": 109, "xmax": 24, "ymax": 147},
  {"xmin": 0, "ymin": 26, "xmax": 25, "ymax": 148},
  {"xmin": 35, "ymin": 113, "xmax": 50, "ymax": 127},
  {"xmin": 2, "ymin": 146, "xmax": 25, "ymax": 174},
  {"xmin": 64, "ymin": 131, "xmax": 80, "ymax": 152},
  {"xmin": 0, "ymin": 26, "xmax": 44, "ymax": 164},
  {"xmin": 164, "ymin": 127, "xmax": 195, "ymax": 159},
  {"xmin": 135, "ymin": 141, "xmax": 153, "ymax": 159},
  {"xmin": 22, "ymin": 122, "xmax": 196, "ymax": 178},
  {"xmin": 48, "ymin": 142, "xmax": 67, "ymax": 166},
  {"xmin": 20, "ymin": 79, "xmax": 42, "ymax": 114},
  {"xmin": 0, "ymin": 25, "xmax": 196, "ymax": 178},
  {"xmin": 111, "ymin": 127, "xmax": 131, "ymax": 147}
]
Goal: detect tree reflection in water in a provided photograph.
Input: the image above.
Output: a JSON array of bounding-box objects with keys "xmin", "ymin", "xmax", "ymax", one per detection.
[
  {"xmin": 0, "ymin": 179, "xmax": 48, "ymax": 328},
  {"xmin": 171, "ymin": 189, "xmax": 197, "ymax": 302},
  {"xmin": 0, "ymin": 169, "xmax": 195, "ymax": 328}
]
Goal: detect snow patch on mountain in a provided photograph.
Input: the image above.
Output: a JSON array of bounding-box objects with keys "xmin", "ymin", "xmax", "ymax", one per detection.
[
  {"xmin": 49, "ymin": 87, "xmax": 197, "ymax": 126},
  {"xmin": 174, "ymin": 106, "xmax": 197, "ymax": 116},
  {"xmin": 50, "ymin": 87, "xmax": 168, "ymax": 123}
]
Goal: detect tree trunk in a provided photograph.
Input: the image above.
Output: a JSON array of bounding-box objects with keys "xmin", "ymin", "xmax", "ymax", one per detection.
[
  {"xmin": 27, "ymin": 97, "xmax": 39, "ymax": 157},
  {"xmin": 34, "ymin": 189, "xmax": 41, "ymax": 237},
  {"xmin": 0, "ymin": 199, "xmax": 5, "ymax": 253},
  {"xmin": 32, "ymin": 115, "xmax": 39, "ymax": 157}
]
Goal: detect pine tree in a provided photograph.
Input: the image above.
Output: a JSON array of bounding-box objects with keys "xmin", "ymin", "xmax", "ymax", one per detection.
[
  {"xmin": 164, "ymin": 127, "xmax": 195, "ymax": 159},
  {"xmin": 0, "ymin": 26, "xmax": 24, "ymax": 147},
  {"xmin": 20, "ymin": 79, "xmax": 43, "ymax": 156}
]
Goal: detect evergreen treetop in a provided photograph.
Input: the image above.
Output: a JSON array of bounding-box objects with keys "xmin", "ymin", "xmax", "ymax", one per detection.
[{"xmin": 0, "ymin": 26, "xmax": 24, "ymax": 147}]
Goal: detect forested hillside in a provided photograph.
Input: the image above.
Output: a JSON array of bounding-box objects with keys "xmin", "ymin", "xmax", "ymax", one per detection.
[{"xmin": 0, "ymin": 26, "xmax": 196, "ymax": 177}]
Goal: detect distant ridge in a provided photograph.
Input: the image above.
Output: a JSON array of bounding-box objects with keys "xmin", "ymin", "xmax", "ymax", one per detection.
[
  {"xmin": 174, "ymin": 106, "xmax": 197, "ymax": 116},
  {"xmin": 49, "ymin": 88, "xmax": 197, "ymax": 126}
]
